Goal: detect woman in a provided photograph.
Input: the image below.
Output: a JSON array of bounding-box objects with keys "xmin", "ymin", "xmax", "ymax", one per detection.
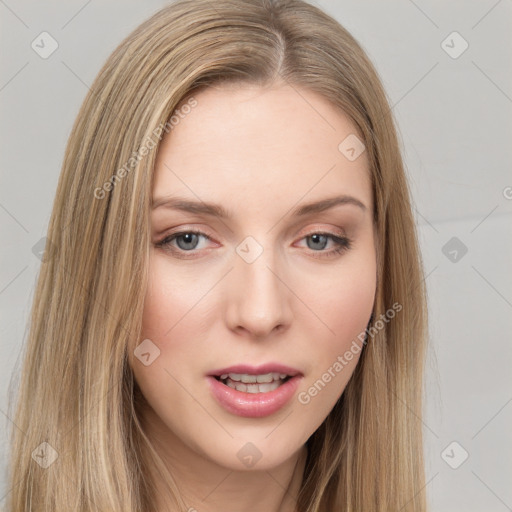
[{"xmin": 6, "ymin": 0, "xmax": 428, "ymax": 510}]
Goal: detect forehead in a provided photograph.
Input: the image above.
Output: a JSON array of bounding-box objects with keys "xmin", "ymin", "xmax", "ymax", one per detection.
[{"xmin": 152, "ymin": 83, "xmax": 372, "ymax": 217}]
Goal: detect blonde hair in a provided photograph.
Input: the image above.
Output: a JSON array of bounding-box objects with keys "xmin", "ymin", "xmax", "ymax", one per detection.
[{"xmin": 5, "ymin": 0, "xmax": 429, "ymax": 510}]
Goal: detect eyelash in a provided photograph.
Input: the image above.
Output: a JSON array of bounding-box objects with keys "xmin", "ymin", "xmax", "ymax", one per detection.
[{"xmin": 155, "ymin": 229, "xmax": 352, "ymax": 260}]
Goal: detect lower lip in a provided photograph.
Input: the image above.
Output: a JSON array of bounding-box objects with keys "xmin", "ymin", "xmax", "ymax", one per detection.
[{"xmin": 207, "ymin": 375, "xmax": 302, "ymax": 418}]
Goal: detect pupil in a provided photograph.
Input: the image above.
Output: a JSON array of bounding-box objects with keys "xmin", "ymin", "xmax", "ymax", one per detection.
[
  {"xmin": 308, "ymin": 234, "xmax": 327, "ymax": 250},
  {"xmin": 177, "ymin": 233, "xmax": 198, "ymax": 250}
]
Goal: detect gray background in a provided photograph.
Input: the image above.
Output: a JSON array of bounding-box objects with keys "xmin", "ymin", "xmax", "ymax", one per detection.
[{"xmin": 1, "ymin": 1, "xmax": 511, "ymax": 510}]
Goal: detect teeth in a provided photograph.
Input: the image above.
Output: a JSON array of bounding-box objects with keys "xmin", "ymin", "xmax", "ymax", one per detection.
[
  {"xmin": 216, "ymin": 371, "xmax": 293, "ymax": 393},
  {"xmin": 225, "ymin": 380, "xmax": 281, "ymax": 393},
  {"xmin": 256, "ymin": 373, "xmax": 273, "ymax": 383},
  {"xmin": 223, "ymin": 372, "xmax": 289, "ymax": 383}
]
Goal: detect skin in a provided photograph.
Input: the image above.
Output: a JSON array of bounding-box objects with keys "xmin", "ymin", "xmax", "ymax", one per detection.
[{"xmin": 130, "ymin": 81, "xmax": 377, "ymax": 512}]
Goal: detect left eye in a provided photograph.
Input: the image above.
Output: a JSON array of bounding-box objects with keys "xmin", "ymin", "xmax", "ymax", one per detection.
[
  {"xmin": 297, "ymin": 232, "xmax": 352, "ymax": 259},
  {"xmin": 300, "ymin": 233, "xmax": 341, "ymax": 251}
]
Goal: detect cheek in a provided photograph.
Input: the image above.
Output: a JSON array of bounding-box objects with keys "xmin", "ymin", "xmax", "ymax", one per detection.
[
  {"xmin": 330, "ymin": 263, "xmax": 376, "ymax": 332},
  {"xmin": 303, "ymin": 246, "xmax": 376, "ymax": 343},
  {"xmin": 311, "ymin": 277, "xmax": 374, "ymax": 373},
  {"xmin": 296, "ymin": 244, "xmax": 376, "ymax": 394},
  {"xmin": 140, "ymin": 255, "xmax": 210, "ymax": 342},
  {"xmin": 134, "ymin": 256, "xmax": 209, "ymax": 419}
]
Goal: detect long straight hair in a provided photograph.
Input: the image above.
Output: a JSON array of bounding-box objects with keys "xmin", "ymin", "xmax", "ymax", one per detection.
[{"xmin": 6, "ymin": 0, "xmax": 429, "ymax": 510}]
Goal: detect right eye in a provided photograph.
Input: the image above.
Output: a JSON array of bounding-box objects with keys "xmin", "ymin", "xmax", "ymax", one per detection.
[{"xmin": 156, "ymin": 230, "xmax": 212, "ymax": 251}]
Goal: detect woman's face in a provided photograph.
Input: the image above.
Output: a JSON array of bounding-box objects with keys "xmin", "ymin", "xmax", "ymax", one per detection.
[{"xmin": 132, "ymin": 82, "xmax": 376, "ymax": 471}]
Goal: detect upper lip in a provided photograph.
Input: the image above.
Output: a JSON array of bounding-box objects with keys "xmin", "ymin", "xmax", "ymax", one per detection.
[{"xmin": 208, "ymin": 363, "xmax": 301, "ymax": 377}]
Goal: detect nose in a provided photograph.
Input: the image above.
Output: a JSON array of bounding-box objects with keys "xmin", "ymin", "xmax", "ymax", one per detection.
[{"xmin": 224, "ymin": 245, "xmax": 293, "ymax": 339}]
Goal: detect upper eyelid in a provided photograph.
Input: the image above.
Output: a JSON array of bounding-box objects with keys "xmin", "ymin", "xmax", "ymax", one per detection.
[{"xmin": 159, "ymin": 219, "xmax": 349, "ymax": 235}]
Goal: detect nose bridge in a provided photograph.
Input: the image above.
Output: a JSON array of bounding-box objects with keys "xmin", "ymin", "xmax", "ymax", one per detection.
[{"xmin": 226, "ymin": 235, "xmax": 291, "ymax": 337}]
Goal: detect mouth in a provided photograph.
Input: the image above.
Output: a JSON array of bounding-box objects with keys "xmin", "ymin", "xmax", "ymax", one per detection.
[{"xmin": 207, "ymin": 363, "xmax": 302, "ymax": 417}]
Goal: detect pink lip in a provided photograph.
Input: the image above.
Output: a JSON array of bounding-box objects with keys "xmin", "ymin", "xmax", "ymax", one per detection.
[{"xmin": 207, "ymin": 363, "xmax": 303, "ymax": 418}]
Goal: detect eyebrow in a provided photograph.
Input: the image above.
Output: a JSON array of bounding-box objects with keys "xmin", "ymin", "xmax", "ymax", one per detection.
[{"xmin": 151, "ymin": 194, "xmax": 367, "ymax": 217}]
